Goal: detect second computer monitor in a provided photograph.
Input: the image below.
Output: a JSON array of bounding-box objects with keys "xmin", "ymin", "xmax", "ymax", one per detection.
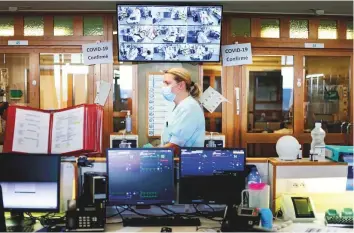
[
  {"xmin": 107, "ymin": 148, "xmax": 175, "ymax": 205},
  {"xmin": 0, "ymin": 153, "xmax": 61, "ymax": 212},
  {"xmin": 179, "ymin": 148, "xmax": 246, "ymax": 205}
]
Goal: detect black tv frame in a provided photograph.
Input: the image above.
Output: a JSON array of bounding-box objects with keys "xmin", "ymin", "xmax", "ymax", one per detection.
[{"xmin": 116, "ymin": 2, "xmax": 223, "ymax": 63}]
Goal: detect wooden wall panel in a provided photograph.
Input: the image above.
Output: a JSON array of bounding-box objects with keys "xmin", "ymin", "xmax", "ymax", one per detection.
[
  {"xmin": 280, "ymin": 18, "xmax": 290, "ymax": 38},
  {"xmin": 293, "ymin": 54, "xmax": 303, "ymax": 134},
  {"xmin": 28, "ymin": 53, "xmax": 40, "ymax": 108},
  {"xmin": 14, "ymin": 16, "xmax": 24, "ymax": 36},
  {"xmin": 44, "ymin": 16, "xmax": 54, "ymax": 36},
  {"xmin": 73, "ymin": 16, "xmax": 83, "ymax": 36}
]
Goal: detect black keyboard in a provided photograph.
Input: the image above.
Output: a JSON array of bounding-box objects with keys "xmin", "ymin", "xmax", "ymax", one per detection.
[
  {"xmin": 6, "ymin": 225, "xmax": 34, "ymax": 232},
  {"xmin": 123, "ymin": 217, "xmax": 201, "ymax": 227},
  {"xmin": 325, "ymin": 216, "xmax": 353, "ymax": 228}
]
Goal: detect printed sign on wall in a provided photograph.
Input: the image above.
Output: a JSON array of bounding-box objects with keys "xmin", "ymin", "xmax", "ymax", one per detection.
[
  {"xmin": 222, "ymin": 43, "xmax": 253, "ymax": 67},
  {"xmin": 82, "ymin": 41, "xmax": 113, "ymax": 65}
]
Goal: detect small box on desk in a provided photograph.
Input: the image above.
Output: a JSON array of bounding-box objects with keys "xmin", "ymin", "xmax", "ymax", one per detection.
[{"xmin": 325, "ymin": 145, "xmax": 353, "ymax": 162}]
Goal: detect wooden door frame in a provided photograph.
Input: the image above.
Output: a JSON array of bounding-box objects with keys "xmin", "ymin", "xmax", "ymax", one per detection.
[{"xmin": 239, "ymin": 48, "xmax": 353, "ymax": 152}]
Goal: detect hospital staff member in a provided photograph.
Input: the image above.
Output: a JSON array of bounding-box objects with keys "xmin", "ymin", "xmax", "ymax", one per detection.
[{"xmin": 148, "ymin": 68, "xmax": 205, "ymax": 155}]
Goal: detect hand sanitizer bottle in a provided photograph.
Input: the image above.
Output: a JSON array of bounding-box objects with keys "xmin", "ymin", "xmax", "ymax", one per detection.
[{"xmin": 125, "ymin": 111, "xmax": 132, "ymax": 133}]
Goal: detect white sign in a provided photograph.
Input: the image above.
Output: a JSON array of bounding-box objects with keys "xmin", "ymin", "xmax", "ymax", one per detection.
[
  {"xmin": 222, "ymin": 43, "xmax": 252, "ymax": 67},
  {"xmin": 82, "ymin": 42, "xmax": 113, "ymax": 65},
  {"xmin": 8, "ymin": 40, "xmax": 28, "ymax": 46},
  {"xmin": 305, "ymin": 43, "xmax": 324, "ymax": 49},
  {"xmin": 200, "ymin": 86, "xmax": 229, "ymax": 113},
  {"xmin": 94, "ymin": 80, "xmax": 111, "ymax": 106}
]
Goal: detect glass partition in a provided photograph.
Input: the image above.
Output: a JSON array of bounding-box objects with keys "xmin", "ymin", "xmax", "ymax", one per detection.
[
  {"xmin": 246, "ymin": 56, "xmax": 294, "ymax": 133},
  {"xmin": 0, "ymin": 53, "xmax": 30, "ymax": 146},
  {"xmin": 304, "ymin": 56, "xmax": 351, "ymax": 133},
  {"xmin": 39, "ymin": 53, "xmax": 88, "ymax": 110}
]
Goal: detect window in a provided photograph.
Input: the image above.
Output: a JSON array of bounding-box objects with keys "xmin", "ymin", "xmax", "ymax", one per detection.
[
  {"xmin": 84, "ymin": 16, "xmax": 104, "ymax": 36},
  {"xmin": 318, "ymin": 20, "xmax": 337, "ymax": 39},
  {"xmin": 290, "ymin": 19, "xmax": 308, "ymax": 39},
  {"xmin": 261, "ymin": 19, "xmax": 280, "ymax": 38},
  {"xmin": 24, "ymin": 16, "xmax": 44, "ymax": 36},
  {"xmin": 0, "ymin": 17, "xmax": 14, "ymax": 36},
  {"xmin": 304, "ymin": 56, "xmax": 351, "ymax": 133},
  {"xmin": 54, "ymin": 16, "xmax": 74, "ymax": 36},
  {"xmin": 231, "ymin": 18, "xmax": 251, "ymax": 37},
  {"xmin": 246, "ymin": 56, "xmax": 294, "ymax": 134},
  {"xmin": 113, "ymin": 64, "xmax": 134, "ymax": 132},
  {"xmin": 39, "ymin": 53, "xmax": 88, "ymax": 110}
]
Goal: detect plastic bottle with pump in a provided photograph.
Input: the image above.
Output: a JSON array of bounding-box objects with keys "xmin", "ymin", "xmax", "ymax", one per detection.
[
  {"xmin": 125, "ymin": 110, "xmax": 132, "ymax": 133},
  {"xmin": 311, "ymin": 122, "xmax": 326, "ymax": 159}
]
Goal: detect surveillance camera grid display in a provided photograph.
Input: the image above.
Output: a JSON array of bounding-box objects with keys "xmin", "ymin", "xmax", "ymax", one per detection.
[{"xmin": 117, "ymin": 5, "xmax": 222, "ymax": 62}]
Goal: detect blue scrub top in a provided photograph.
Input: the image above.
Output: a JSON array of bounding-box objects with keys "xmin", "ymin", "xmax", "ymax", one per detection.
[{"xmin": 161, "ymin": 96, "xmax": 205, "ymax": 147}]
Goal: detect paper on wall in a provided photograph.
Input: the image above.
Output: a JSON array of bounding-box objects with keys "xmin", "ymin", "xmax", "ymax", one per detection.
[
  {"xmin": 200, "ymin": 86, "xmax": 229, "ymax": 113},
  {"xmin": 94, "ymin": 80, "xmax": 111, "ymax": 106}
]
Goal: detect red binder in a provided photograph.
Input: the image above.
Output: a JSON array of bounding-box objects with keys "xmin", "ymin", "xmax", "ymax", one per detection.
[{"xmin": 3, "ymin": 104, "xmax": 103, "ymax": 155}]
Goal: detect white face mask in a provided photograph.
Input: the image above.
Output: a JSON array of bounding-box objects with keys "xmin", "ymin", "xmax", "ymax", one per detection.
[{"xmin": 161, "ymin": 85, "xmax": 176, "ymax": 102}]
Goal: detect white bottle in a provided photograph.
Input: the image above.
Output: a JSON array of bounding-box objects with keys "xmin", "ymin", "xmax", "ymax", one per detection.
[
  {"xmin": 311, "ymin": 122, "xmax": 326, "ymax": 159},
  {"xmin": 125, "ymin": 111, "xmax": 132, "ymax": 133}
]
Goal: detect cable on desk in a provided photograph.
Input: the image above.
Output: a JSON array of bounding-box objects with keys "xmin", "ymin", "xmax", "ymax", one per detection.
[
  {"xmin": 196, "ymin": 226, "xmax": 221, "ymax": 232},
  {"xmin": 125, "ymin": 205, "xmax": 174, "ymax": 218},
  {"xmin": 192, "ymin": 205, "xmax": 224, "ymax": 223}
]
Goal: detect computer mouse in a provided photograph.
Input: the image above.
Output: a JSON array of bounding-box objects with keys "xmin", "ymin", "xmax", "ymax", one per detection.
[{"xmin": 161, "ymin": 227, "xmax": 172, "ymax": 232}]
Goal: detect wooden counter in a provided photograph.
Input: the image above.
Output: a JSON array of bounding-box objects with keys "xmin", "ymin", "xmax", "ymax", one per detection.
[
  {"xmin": 269, "ymin": 158, "xmax": 348, "ymax": 166},
  {"xmin": 87, "ymin": 157, "xmax": 270, "ymax": 163}
]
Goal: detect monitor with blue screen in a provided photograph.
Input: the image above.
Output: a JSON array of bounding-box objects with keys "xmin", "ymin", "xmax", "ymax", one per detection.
[
  {"xmin": 180, "ymin": 148, "xmax": 245, "ymax": 177},
  {"xmin": 179, "ymin": 148, "xmax": 246, "ymax": 204},
  {"xmin": 107, "ymin": 148, "xmax": 175, "ymax": 205}
]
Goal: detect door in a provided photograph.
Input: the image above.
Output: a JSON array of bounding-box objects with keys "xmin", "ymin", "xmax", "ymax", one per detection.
[{"xmin": 241, "ymin": 54, "xmax": 296, "ymax": 157}]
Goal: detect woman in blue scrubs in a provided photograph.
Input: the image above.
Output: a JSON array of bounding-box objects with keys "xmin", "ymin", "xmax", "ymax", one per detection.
[
  {"xmin": 161, "ymin": 67, "xmax": 205, "ymax": 150},
  {"xmin": 146, "ymin": 67, "xmax": 205, "ymax": 156}
]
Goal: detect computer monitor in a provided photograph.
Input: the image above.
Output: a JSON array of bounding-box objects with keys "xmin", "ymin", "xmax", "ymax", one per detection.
[
  {"xmin": 107, "ymin": 148, "xmax": 175, "ymax": 205},
  {"xmin": 0, "ymin": 153, "xmax": 61, "ymax": 213},
  {"xmin": 179, "ymin": 148, "xmax": 246, "ymax": 205}
]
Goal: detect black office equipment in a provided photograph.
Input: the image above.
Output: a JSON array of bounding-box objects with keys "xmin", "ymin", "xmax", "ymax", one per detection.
[
  {"xmin": 122, "ymin": 217, "xmax": 200, "ymax": 227},
  {"xmin": 179, "ymin": 148, "xmax": 246, "ymax": 204},
  {"xmin": 0, "ymin": 153, "xmax": 61, "ymax": 231},
  {"xmin": 66, "ymin": 207, "xmax": 105, "ymax": 232},
  {"xmin": 66, "ymin": 165, "xmax": 107, "ymax": 232},
  {"xmin": 107, "ymin": 148, "xmax": 201, "ymax": 227},
  {"xmin": 0, "ymin": 185, "xmax": 6, "ymax": 232},
  {"xmin": 107, "ymin": 148, "xmax": 175, "ymax": 206},
  {"xmin": 221, "ymin": 206, "xmax": 261, "ymax": 232}
]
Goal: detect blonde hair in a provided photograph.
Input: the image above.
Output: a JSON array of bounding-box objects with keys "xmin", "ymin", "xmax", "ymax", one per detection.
[{"xmin": 164, "ymin": 67, "xmax": 201, "ymax": 99}]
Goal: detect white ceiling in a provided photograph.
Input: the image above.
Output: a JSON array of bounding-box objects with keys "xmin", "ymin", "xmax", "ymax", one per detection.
[{"xmin": 0, "ymin": 1, "xmax": 352, "ymax": 16}]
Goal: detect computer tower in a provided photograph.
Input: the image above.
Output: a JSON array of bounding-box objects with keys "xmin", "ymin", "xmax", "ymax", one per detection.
[{"xmin": 0, "ymin": 185, "xmax": 6, "ymax": 232}]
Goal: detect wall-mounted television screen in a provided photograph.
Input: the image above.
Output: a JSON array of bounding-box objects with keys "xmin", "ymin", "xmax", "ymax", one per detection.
[{"xmin": 116, "ymin": 4, "xmax": 222, "ymax": 62}]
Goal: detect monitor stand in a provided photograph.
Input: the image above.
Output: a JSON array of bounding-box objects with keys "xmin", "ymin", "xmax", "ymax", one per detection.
[{"xmin": 6, "ymin": 211, "xmax": 34, "ymax": 231}]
